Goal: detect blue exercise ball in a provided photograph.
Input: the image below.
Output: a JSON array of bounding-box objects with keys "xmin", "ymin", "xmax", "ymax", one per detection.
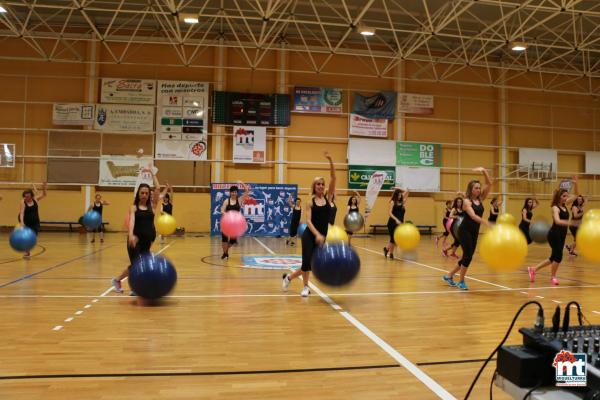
[
  {"xmin": 129, "ymin": 253, "xmax": 177, "ymax": 299},
  {"xmin": 298, "ymin": 223, "xmax": 307, "ymax": 237},
  {"xmin": 312, "ymin": 242, "xmax": 360, "ymax": 286},
  {"xmin": 82, "ymin": 210, "xmax": 102, "ymax": 230},
  {"xmin": 9, "ymin": 227, "xmax": 37, "ymax": 252}
]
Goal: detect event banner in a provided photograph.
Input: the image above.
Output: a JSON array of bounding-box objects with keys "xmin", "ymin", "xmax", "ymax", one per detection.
[
  {"xmin": 348, "ymin": 165, "xmax": 395, "ymax": 190},
  {"xmin": 398, "ymin": 93, "xmax": 434, "ymax": 115},
  {"xmin": 94, "ymin": 104, "xmax": 154, "ymax": 132},
  {"xmin": 52, "ymin": 103, "xmax": 95, "ymax": 125},
  {"xmin": 293, "ymin": 87, "xmax": 343, "ymax": 114},
  {"xmin": 99, "ymin": 155, "xmax": 156, "ymax": 187},
  {"xmin": 210, "ymin": 183, "xmax": 298, "ymax": 237},
  {"xmin": 155, "ymin": 80, "xmax": 209, "ymax": 160},
  {"xmin": 233, "ymin": 126, "xmax": 266, "ymax": 163},
  {"xmin": 0, "ymin": 143, "xmax": 15, "ymax": 168},
  {"xmin": 396, "ymin": 141, "xmax": 441, "ymax": 167},
  {"xmin": 348, "ymin": 113, "xmax": 388, "ymax": 137},
  {"xmin": 396, "ymin": 166, "xmax": 440, "ymax": 192},
  {"xmin": 100, "ymin": 78, "xmax": 156, "ymax": 105},
  {"xmin": 212, "ymin": 91, "xmax": 290, "ymax": 126},
  {"xmin": 352, "ymin": 91, "xmax": 396, "ymax": 120}
]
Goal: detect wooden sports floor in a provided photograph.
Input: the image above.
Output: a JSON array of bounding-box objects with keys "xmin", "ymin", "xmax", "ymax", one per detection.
[{"xmin": 1, "ymin": 231, "xmax": 599, "ymax": 399}]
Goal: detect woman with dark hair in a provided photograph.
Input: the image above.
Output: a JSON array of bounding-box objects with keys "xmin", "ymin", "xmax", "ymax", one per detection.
[
  {"xmin": 442, "ymin": 197, "xmax": 464, "ymax": 259},
  {"xmin": 345, "ymin": 191, "xmax": 361, "ymax": 244},
  {"xmin": 566, "ymin": 195, "xmax": 585, "ymax": 257},
  {"xmin": 519, "ymin": 198, "xmax": 538, "ymax": 245},
  {"xmin": 89, "ymin": 194, "xmax": 110, "ymax": 243},
  {"xmin": 18, "ymin": 182, "xmax": 47, "ymax": 258},
  {"xmin": 443, "ymin": 167, "xmax": 493, "ymax": 290},
  {"xmin": 435, "ymin": 200, "xmax": 453, "ymax": 248},
  {"xmin": 286, "ymin": 196, "xmax": 302, "ymax": 246},
  {"xmin": 159, "ymin": 183, "xmax": 173, "ymax": 243},
  {"xmin": 383, "ymin": 187, "xmax": 409, "ymax": 259},
  {"xmin": 488, "ymin": 197, "xmax": 501, "ymax": 223},
  {"xmin": 282, "ymin": 152, "xmax": 335, "ymax": 297},
  {"xmin": 111, "ymin": 169, "xmax": 160, "ymax": 295},
  {"xmin": 528, "ymin": 177, "xmax": 579, "ymax": 285},
  {"xmin": 220, "ymin": 183, "xmax": 249, "ymax": 260}
]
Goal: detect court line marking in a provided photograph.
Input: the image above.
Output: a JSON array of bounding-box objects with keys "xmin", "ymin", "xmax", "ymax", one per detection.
[
  {"xmin": 51, "ymin": 242, "xmax": 173, "ymax": 332},
  {"xmin": 254, "ymin": 237, "xmax": 456, "ymax": 400}
]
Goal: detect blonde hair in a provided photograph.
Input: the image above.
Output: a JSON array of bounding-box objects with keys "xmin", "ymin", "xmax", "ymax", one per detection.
[{"xmin": 312, "ymin": 177, "xmax": 325, "ymax": 195}]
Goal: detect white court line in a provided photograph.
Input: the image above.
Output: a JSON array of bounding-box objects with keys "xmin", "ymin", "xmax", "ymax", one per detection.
[
  {"xmin": 75, "ymin": 310, "xmax": 83, "ymax": 315},
  {"xmin": 254, "ymin": 237, "xmax": 455, "ymax": 400},
  {"xmin": 593, "ymin": 311, "xmax": 600, "ymax": 315},
  {"xmin": 84, "ymin": 304, "xmax": 91, "ymax": 309},
  {"xmin": 536, "ymin": 296, "xmax": 545, "ymax": 299},
  {"xmin": 64, "ymin": 317, "xmax": 73, "ymax": 322},
  {"xmin": 355, "ymin": 245, "xmax": 510, "ymax": 290},
  {"xmin": 552, "ymin": 300, "xmax": 562, "ymax": 304},
  {"xmin": 52, "ymin": 325, "xmax": 63, "ymax": 331}
]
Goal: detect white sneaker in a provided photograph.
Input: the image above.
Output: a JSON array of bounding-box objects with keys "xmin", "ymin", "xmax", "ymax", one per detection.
[
  {"xmin": 301, "ymin": 286, "xmax": 310, "ymax": 297},
  {"xmin": 282, "ymin": 274, "xmax": 290, "ymax": 291},
  {"xmin": 111, "ymin": 278, "xmax": 124, "ymax": 294},
  {"xmin": 129, "ymin": 291, "xmax": 137, "ymax": 296}
]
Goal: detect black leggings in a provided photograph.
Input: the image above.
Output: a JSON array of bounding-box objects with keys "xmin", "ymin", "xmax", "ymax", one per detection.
[
  {"xmin": 548, "ymin": 229, "xmax": 567, "ymax": 263},
  {"xmin": 387, "ymin": 221, "xmax": 398, "ymax": 244},
  {"xmin": 301, "ymin": 229, "xmax": 318, "ymax": 272},
  {"xmin": 221, "ymin": 234, "xmax": 237, "ymax": 245},
  {"xmin": 289, "ymin": 218, "xmax": 300, "ymax": 237},
  {"xmin": 127, "ymin": 237, "xmax": 153, "ymax": 266},
  {"xmin": 569, "ymin": 225, "xmax": 578, "ymax": 239},
  {"xmin": 458, "ymin": 227, "xmax": 479, "ymax": 268},
  {"xmin": 519, "ymin": 221, "xmax": 532, "ymax": 245},
  {"xmin": 449, "ymin": 220, "xmax": 460, "ymax": 248}
]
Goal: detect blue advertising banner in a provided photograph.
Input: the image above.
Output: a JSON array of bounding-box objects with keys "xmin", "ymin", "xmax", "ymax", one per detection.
[
  {"xmin": 293, "ymin": 87, "xmax": 343, "ymax": 114},
  {"xmin": 352, "ymin": 91, "xmax": 397, "ymax": 120},
  {"xmin": 211, "ymin": 183, "xmax": 298, "ymax": 237}
]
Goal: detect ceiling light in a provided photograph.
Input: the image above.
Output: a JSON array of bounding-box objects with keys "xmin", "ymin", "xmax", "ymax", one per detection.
[
  {"xmin": 511, "ymin": 41, "xmax": 528, "ymax": 51},
  {"xmin": 0, "ymin": 6, "xmax": 6, "ymax": 13},
  {"xmin": 358, "ymin": 23, "xmax": 375, "ymax": 36},
  {"xmin": 180, "ymin": 13, "xmax": 198, "ymax": 24}
]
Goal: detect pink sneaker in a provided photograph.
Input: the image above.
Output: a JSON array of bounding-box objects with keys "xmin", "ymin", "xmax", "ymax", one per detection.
[
  {"xmin": 551, "ymin": 277, "xmax": 559, "ymax": 286},
  {"xmin": 528, "ymin": 267, "xmax": 536, "ymax": 283},
  {"xmin": 442, "ymin": 248, "xmax": 449, "ymax": 257},
  {"xmin": 450, "ymin": 253, "xmax": 459, "ymax": 259}
]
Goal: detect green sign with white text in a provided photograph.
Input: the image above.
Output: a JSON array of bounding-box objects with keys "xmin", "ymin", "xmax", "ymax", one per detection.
[
  {"xmin": 348, "ymin": 165, "xmax": 396, "ymax": 190},
  {"xmin": 396, "ymin": 142, "xmax": 441, "ymax": 167}
]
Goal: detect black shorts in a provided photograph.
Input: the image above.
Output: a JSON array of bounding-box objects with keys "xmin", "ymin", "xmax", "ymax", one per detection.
[{"xmin": 221, "ymin": 234, "xmax": 237, "ymax": 245}]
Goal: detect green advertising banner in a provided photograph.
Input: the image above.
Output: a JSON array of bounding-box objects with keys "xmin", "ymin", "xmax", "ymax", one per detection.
[
  {"xmin": 348, "ymin": 165, "xmax": 396, "ymax": 190},
  {"xmin": 396, "ymin": 141, "xmax": 441, "ymax": 167}
]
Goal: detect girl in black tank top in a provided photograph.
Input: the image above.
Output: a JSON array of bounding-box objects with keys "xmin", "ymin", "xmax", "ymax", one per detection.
[
  {"xmin": 345, "ymin": 191, "xmax": 361, "ymax": 243},
  {"xmin": 443, "ymin": 168, "xmax": 493, "ymax": 291},
  {"xmin": 219, "ymin": 183, "xmax": 249, "ymax": 259},
  {"xmin": 89, "ymin": 194, "xmax": 110, "ymax": 243},
  {"xmin": 528, "ymin": 178, "xmax": 579, "ymax": 286},
  {"xmin": 435, "ymin": 200, "xmax": 453, "ymax": 248},
  {"xmin": 112, "ymin": 170, "xmax": 161, "ymax": 295},
  {"xmin": 159, "ymin": 183, "xmax": 174, "ymax": 244},
  {"xmin": 518, "ymin": 198, "xmax": 538, "ymax": 245},
  {"xmin": 384, "ymin": 188, "xmax": 409, "ymax": 259},
  {"xmin": 567, "ymin": 195, "xmax": 584, "ymax": 256},
  {"xmin": 18, "ymin": 183, "xmax": 47, "ymax": 258},
  {"xmin": 287, "ymin": 196, "xmax": 302, "ymax": 246},
  {"xmin": 282, "ymin": 152, "xmax": 336, "ymax": 298},
  {"xmin": 488, "ymin": 197, "xmax": 501, "ymax": 223}
]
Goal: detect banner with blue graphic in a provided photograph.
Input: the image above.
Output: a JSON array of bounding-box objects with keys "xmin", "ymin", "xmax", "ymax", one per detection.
[
  {"xmin": 352, "ymin": 91, "xmax": 397, "ymax": 120},
  {"xmin": 211, "ymin": 183, "xmax": 298, "ymax": 237}
]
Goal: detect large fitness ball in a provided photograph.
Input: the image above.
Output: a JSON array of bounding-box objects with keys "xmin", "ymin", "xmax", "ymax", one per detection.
[
  {"xmin": 9, "ymin": 227, "xmax": 37, "ymax": 252},
  {"xmin": 297, "ymin": 223, "xmax": 307, "ymax": 237},
  {"xmin": 583, "ymin": 209, "xmax": 600, "ymax": 224},
  {"xmin": 312, "ymin": 242, "xmax": 360, "ymax": 286},
  {"xmin": 82, "ymin": 210, "xmax": 102, "ymax": 230},
  {"xmin": 452, "ymin": 216, "xmax": 464, "ymax": 238},
  {"xmin": 393, "ymin": 223, "xmax": 420, "ymax": 250},
  {"xmin": 156, "ymin": 213, "xmax": 177, "ymax": 235},
  {"xmin": 343, "ymin": 213, "xmax": 364, "ymax": 233},
  {"xmin": 221, "ymin": 210, "xmax": 247, "ymax": 238},
  {"xmin": 530, "ymin": 221, "xmax": 550, "ymax": 244},
  {"xmin": 497, "ymin": 213, "xmax": 516, "ymax": 225},
  {"xmin": 129, "ymin": 253, "xmax": 178, "ymax": 299},
  {"xmin": 326, "ymin": 224, "xmax": 349, "ymax": 243},
  {"xmin": 480, "ymin": 224, "xmax": 528, "ymax": 272},
  {"xmin": 576, "ymin": 221, "xmax": 600, "ymax": 263}
]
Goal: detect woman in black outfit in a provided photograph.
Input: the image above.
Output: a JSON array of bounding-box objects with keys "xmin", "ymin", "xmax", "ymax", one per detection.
[
  {"xmin": 566, "ymin": 195, "xmax": 584, "ymax": 257},
  {"xmin": 19, "ymin": 182, "xmax": 47, "ymax": 258},
  {"xmin": 383, "ymin": 187, "xmax": 409, "ymax": 259},
  {"xmin": 282, "ymin": 152, "xmax": 335, "ymax": 297},
  {"xmin": 442, "ymin": 197, "xmax": 463, "ymax": 259},
  {"xmin": 286, "ymin": 196, "xmax": 302, "ymax": 246},
  {"xmin": 111, "ymin": 169, "xmax": 160, "ymax": 295},
  {"xmin": 528, "ymin": 177, "xmax": 579, "ymax": 286},
  {"xmin": 435, "ymin": 200, "xmax": 452, "ymax": 248},
  {"xmin": 518, "ymin": 198, "xmax": 538, "ymax": 245},
  {"xmin": 443, "ymin": 168, "xmax": 493, "ymax": 290},
  {"xmin": 488, "ymin": 197, "xmax": 501, "ymax": 224},
  {"xmin": 345, "ymin": 191, "xmax": 361, "ymax": 244},
  {"xmin": 89, "ymin": 194, "xmax": 110, "ymax": 243},
  {"xmin": 220, "ymin": 183, "xmax": 248, "ymax": 260}
]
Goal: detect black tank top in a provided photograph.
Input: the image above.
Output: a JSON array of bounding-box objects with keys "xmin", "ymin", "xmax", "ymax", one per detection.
[
  {"xmin": 551, "ymin": 206, "xmax": 569, "ymax": 235},
  {"xmin": 291, "ymin": 207, "xmax": 301, "ymax": 222},
  {"xmin": 133, "ymin": 205, "xmax": 156, "ymax": 241},
  {"xmin": 311, "ymin": 197, "xmax": 331, "ymax": 236},
  {"xmin": 225, "ymin": 198, "xmax": 241, "ymax": 212},
  {"xmin": 461, "ymin": 199, "xmax": 484, "ymax": 232},
  {"xmin": 522, "ymin": 209, "xmax": 533, "ymax": 223},
  {"xmin": 349, "ymin": 206, "xmax": 359, "ymax": 214},
  {"xmin": 162, "ymin": 202, "xmax": 173, "ymax": 215},
  {"xmin": 445, "ymin": 209, "xmax": 451, "ymax": 219},
  {"xmin": 488, "ymin": 206, "xmax": 498, "ymax": 222},
  {"xmin": 92, "ymin": 202, "xmax": 103, "ymax": 216},
  {"xmin": 329, "ymin": 201, "xmax": 337, "ymax": 225},
  {"xmin": 390, "ymin": 201, "xmax": 405, "ymax": 223},
  {"xmin": 23, "ymin": 199, "xmax": 40, "ymax": 227}
]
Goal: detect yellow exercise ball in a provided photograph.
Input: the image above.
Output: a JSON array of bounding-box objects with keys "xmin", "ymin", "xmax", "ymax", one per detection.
[
  {"xmin": 480, "ymin": 224, "xmax": 528, "ymax": 272},
  {"xmin": 496, "ymin": 213, "xmax": 516, "ymax": 225},
  {"xmin": 576, "ymin": 221, "xmax": 600, "ymax": 262},
  {"xmin": 326, "ymin": 224, "xmax": 349, "ymax": 243},
  {"xmin": 156, "ymin": 213, "xmax": 177, "ymax": 235},
  {"xmin": 393, "ymin": 223, "xmax": 420, "ymax": 251},
  {"xmin": 583, "ymin": 209, "xmax": 600, "ymax": 224}
]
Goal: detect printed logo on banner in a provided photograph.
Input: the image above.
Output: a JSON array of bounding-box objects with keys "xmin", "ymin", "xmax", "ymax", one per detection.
[
  {"xmin": 96, "ymin": 108, "xmax": 107, "ymax": 126},
  {"xmin": 553, "ymin": 350, "xmax": 586, "ymax": 387},
  {"xmin": 190, "ymin": 141, "xmax": 207, "ymax": 158},
  {"xmin": 241, "ymin": 255, "xmax": 301, "ymax": 270}
]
